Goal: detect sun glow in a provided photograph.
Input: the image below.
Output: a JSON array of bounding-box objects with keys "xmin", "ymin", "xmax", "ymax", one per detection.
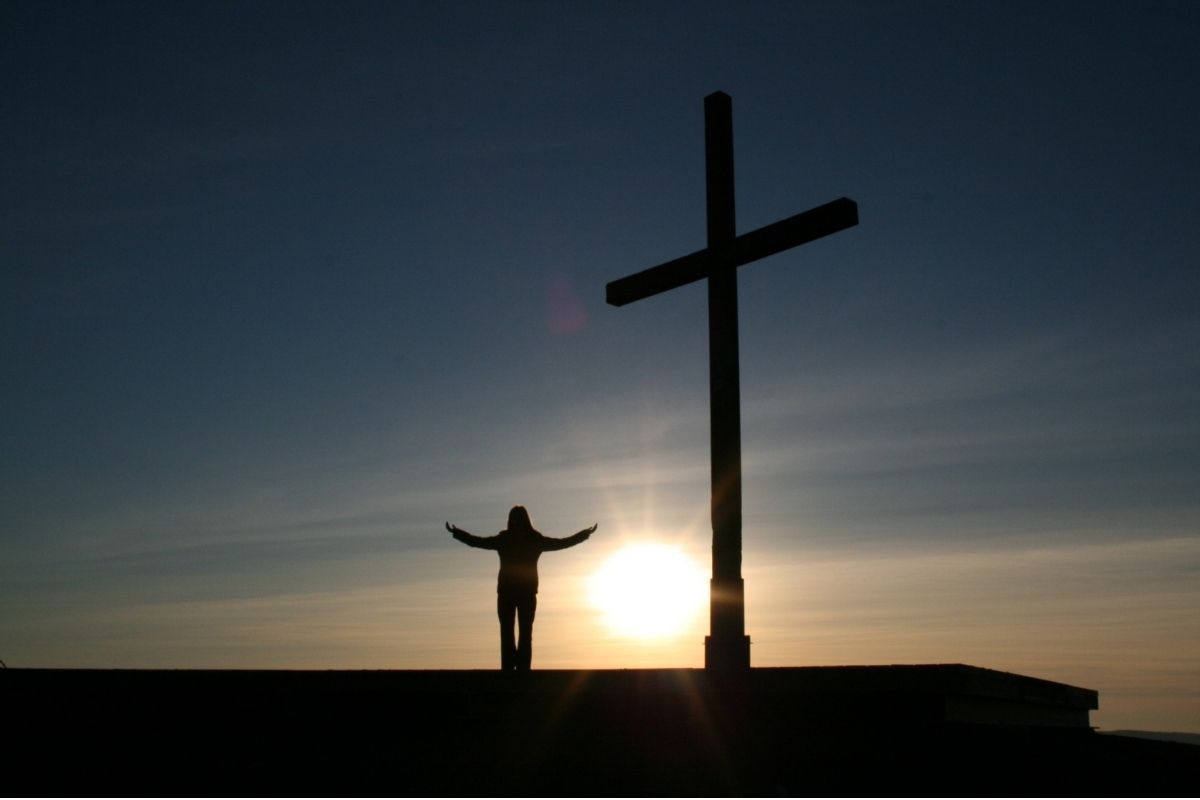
[{"xmin": 587, "ymin": 544, "xmax": 707, "ymax": 639}]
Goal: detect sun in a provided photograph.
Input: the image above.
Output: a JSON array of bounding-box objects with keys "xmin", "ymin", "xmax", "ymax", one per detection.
[{"xmin": 587, "ymin": 544, "xmax": 707, "ymax": 639}]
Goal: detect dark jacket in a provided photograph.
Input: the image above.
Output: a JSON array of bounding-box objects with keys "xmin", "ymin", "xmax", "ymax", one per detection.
[{"xmin": 453, "ymin": 527, "xmax": 588, "ymax": 595}]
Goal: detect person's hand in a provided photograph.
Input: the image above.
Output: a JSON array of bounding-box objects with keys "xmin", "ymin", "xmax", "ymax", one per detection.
[
  {"xmin": 446, "ymin": 522, "xmax": 462, "ymax": 535},
  {"xmin": 583, "ymin": 523, "xmax": 598, "ymax": 537}
]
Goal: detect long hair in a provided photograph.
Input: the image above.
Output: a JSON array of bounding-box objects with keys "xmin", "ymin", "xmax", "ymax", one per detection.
[{"xmin": 506, "ymin": 505, "xmax": 535, "ymax": 535}]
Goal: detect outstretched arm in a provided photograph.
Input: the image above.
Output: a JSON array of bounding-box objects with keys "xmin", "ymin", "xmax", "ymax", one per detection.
[
  {"xmin": 540, "ymin": 523, "xmax": 597, "ymax": 551},
  {"xmin": 446, "ymin": 522, "xmax": 499, "ymax": 550}
]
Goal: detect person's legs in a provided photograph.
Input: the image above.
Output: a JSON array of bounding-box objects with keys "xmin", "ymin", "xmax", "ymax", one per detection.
[
  {"xmin": 515, "ymin": 594, "xmax": 537, "ymax": 671},
  {"xmin": 497, "ymin": 593, "xmax": 517, "ymax": 670}
]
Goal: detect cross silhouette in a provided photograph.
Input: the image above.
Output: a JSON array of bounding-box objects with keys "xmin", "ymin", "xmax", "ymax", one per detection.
[{"xmin": 606, "ymin": 92, "xmax": 858, "ymax": 672}]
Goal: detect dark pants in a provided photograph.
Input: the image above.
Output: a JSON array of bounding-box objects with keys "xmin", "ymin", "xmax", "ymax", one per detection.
[{"xmin": 497, "ymin": 592, "xmax": 537, "ymax": 671}]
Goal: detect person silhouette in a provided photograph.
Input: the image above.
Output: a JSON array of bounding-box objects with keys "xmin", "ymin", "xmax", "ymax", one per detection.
[{"xmin": 447, "ymin": 506, "xmax": 596, "ymax": 671}]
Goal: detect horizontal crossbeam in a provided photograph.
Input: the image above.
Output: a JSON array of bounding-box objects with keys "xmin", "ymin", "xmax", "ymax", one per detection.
[{"xmin": 606, "ymin": 197, "xmax": 858, "ymax": 307}]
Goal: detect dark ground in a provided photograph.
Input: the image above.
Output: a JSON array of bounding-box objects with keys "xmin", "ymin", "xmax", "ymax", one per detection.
[{"xmin": 5, "ymin": 666, "xmax": 1196, "ymax": 796}]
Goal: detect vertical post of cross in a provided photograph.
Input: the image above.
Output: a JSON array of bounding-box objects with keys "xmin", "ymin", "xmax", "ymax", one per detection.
[
  {"xmin": 605, "ymin": 92, "xmax": 857, "ymax": 673},
  {"xmin": 703, "ymin": 92, "xmax": 751, "ymax": 673}
]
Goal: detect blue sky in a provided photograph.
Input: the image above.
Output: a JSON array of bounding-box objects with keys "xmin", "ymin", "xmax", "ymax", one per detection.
[{"xmin": 3, "ymin": 2, "xmax": 1198, "ymax": 731}]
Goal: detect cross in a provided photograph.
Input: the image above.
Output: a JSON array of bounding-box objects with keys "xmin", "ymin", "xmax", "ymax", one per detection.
[{"xmin": 606, "ymin": 92, "xmax": 858, "ymax": 672}]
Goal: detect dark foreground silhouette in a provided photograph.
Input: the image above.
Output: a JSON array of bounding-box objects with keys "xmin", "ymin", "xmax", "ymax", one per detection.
[
  {"xmin": 447, "ymin": 505, "xmax": 594, "ymax": 670},
  {"xmin": 4, "ymin": 666, "xmax": 1197, "ymax": 796}
]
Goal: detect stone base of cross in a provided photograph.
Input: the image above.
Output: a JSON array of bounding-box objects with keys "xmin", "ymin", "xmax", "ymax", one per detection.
[
  {"xmin": 606, "ymin": 92, "xmax": 857, "ymax": 672},
  {"xmin": 705, "ymin": 582, "xmax": 751, "ymax": 672}
]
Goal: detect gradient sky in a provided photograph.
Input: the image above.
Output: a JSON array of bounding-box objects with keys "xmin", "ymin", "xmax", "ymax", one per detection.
[{"xmin": 3, "ymin": 2, "xmax": 1198, "ymax": 732}]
